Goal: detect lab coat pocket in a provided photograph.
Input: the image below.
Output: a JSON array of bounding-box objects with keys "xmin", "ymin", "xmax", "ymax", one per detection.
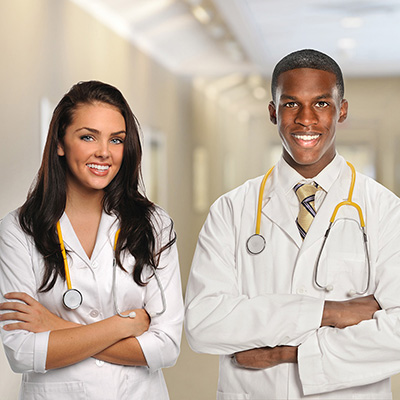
[
  {"xmin": 217, "ymin": 391, "xmax": 250, "ymax": 400},
  {"xmin": 21, "ymin": 380, "xmax": 86, "ymax": 400},
  {"xmin": 326, "ymin": 256, "xmax": 367, "ymax": 297},
  {"xmin": 126, "ymin": 367, "xmax": 167, "ymax": 399}
]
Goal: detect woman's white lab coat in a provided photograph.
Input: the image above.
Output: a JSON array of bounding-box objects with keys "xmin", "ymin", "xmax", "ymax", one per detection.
[
  {"xmin": 185, "ymin": 155, "xmax": 400, "ymax": 399},
  {"xmin": 0, "ymin": 209, "xmax": 184, "ymax": 400}
]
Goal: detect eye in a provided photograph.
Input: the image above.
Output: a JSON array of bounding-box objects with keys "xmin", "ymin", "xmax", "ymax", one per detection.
[
  {"xmin": 284, "ymin": 102, "xmax": 298, "ymax": 108},
  {"xmin": 316, "ymin": 101, "xmax": 329, "ymax": 108},
  {"xmin": 110, "ymin": 137, "xmax": 124, "ymax": 145},
  {"xmin": 80, "ymin": 135, "xmax": 94, "ymax": 142}
]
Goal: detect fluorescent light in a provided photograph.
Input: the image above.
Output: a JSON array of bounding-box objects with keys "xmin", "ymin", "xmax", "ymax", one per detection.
[{"xmin": 192, "ymin": 5, "xmax": 213, "ymax": 24}]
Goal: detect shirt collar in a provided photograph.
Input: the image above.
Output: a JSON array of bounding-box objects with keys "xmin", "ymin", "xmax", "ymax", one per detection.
[{"xmin": 276, "ymin": 153, "xmax": 342, "ymax": 194}]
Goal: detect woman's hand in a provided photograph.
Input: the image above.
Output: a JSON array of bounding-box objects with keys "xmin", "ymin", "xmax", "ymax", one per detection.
[
  {"xmin": 0, "ymin": 292, "xmax": 72, "ymax": 332},
  {"xmin": 114, "ymin": 308, "xmax": 150, "ymax": 338}
]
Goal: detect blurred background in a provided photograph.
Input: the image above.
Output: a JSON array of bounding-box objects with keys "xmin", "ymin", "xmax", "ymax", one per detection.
[{"xmin": 1, "ymin": 0, "xmax": 400, "ymax": 398}]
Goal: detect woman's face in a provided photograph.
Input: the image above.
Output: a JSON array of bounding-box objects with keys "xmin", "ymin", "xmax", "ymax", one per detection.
[{"xmin": 57, "ymin": 102, "xmax": 126, "ymax": 196}]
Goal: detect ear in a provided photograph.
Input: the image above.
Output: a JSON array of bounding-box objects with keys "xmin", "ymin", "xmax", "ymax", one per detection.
[
  {"xmin": 57, "ymin": 142, "xmax": 65, "ymax": 156},
  {"xmin": 268, "ymin": 101, "xmax": 277, "ymax": 125},
  {"xmin": 338, "ymin": 99, "xmax": 348, "ymax": 123}
]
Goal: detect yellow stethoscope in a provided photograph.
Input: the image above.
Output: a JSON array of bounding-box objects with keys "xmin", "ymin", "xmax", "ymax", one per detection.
[
  {"xmin": 246, "ymin": 161, "xmax": 371, "ymax": 296},
  {"xmin": 56, "ymin": 222, "xmax": 167, "ymax": 318}
]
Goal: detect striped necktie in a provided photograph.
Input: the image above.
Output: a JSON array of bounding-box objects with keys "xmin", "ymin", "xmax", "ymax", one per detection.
[{"xmin": 294, "ymin": 182, "xmax": 320, "ymax": 239}]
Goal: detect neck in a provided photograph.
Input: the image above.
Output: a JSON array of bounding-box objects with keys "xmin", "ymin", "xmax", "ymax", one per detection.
[
  {"xmin": 64, "ymin": 183, "xmax": 104, "ymax": 218},
  {"xmin": 283, "ymin": 152, "xmax": 336, "ymax": 179}
]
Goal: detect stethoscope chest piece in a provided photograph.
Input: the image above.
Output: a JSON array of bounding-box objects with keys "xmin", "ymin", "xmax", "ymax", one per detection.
[
  {"xmin": 246, "ymin": 233, "xmax": 266, "ymax": 255},
  {"xmin": 63, "ymin": 288, "xmax": 83, "ymax": 310}
]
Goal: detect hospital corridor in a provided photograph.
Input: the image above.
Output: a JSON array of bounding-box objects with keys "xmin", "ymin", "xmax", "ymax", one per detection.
[{"xmin": 2, "ymin": 0, "xmax": 400, "ymax": 399}]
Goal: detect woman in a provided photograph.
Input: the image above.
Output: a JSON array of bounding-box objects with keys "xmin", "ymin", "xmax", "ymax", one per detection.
[{"xmin": 0, "ymin": 81, "xmax": 183, "ymax": 399}]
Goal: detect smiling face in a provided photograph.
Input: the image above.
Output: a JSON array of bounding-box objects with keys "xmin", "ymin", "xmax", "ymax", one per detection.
[
  {"xmin": 269, "ymin": 68, "xmax": 348, "ymax": 178},
  {"xmin": 57, "ymin": 102, "xmax": 126, "ymax": 197}
]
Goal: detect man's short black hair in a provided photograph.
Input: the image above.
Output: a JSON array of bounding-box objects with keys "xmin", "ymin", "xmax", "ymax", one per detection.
[{"xmin": 271, "ymin": 49, "xmax": 344, "ymax": 101}]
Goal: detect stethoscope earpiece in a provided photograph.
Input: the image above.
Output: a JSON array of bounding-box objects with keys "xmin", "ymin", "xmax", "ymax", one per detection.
[
  {"xmin": 116, "ymin": 310, "xmax": 137, "ymax": 319},
  {"xmin": 325, "ymin": 284, "xmax": 334, "ymax": 292}
]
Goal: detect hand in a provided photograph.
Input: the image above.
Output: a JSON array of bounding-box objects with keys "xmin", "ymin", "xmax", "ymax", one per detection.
[
  {"xmin": 322, "ymin": 294, "xmax": 381, "ymax": 329},
  {"xmin": 232, "ymin": 346, "xmax": 297, "ymax": 369},
  {"xmin": 0, "ymin": 292, "xmax": 71, "ymax": 332},
  {"xmin": 113, "ymin": 308, "xmax": 150, "ymax": 338}
]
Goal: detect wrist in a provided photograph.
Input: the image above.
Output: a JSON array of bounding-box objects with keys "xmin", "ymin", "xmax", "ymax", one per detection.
[
  {"xmin": 278, "ymin": 346, "xmax": 297, "ymax": 364},
  {"xmin": 321, "ymin": 301, "xmax": 336, "ymax": 327}
]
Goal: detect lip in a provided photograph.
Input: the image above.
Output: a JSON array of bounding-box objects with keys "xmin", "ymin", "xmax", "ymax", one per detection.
[
  {"xmin": 291, "ymin": 132, "xmax": 321, "ymax": 147},
  {"xmin": 86, "ymin": 163, "xmax": 111, "ymax": 176}
]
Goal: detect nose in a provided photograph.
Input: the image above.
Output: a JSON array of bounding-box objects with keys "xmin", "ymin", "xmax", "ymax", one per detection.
[
  {"xmin": 95, "ymin": 140, "xmax": 110, "ymax": 159},
  {"xmin": 294, "ymin": 106, "xmax": 318, "ymax": 127}
]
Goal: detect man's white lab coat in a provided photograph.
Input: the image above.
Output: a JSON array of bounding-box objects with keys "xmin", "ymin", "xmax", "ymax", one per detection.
[{"xmin": 185, "ymin": 155, "xmax": 400, "ymax": 399}]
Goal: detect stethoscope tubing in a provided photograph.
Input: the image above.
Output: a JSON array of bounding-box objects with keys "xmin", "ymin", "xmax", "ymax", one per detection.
[
  {"xmin": 248, "ymin": 161, "xmax": 372, "ymax": 296},
  {"xmin": 57, "ymin": 222, "xmax": 167, "ymax": 317}
]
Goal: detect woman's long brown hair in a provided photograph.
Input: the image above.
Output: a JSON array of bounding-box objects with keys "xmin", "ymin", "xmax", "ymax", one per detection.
[{"xmin": 19, "ymin": 81, "xmax": 175, "ymax": 292}]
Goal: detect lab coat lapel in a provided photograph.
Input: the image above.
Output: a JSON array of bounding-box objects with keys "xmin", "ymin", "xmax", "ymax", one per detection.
[
  {"xmin": 59, "ymin": 213, "xmax": 90, "ymax": 266},
  {"xmin": 90, "ymin": 211, "xmax": 119, "ymax": 262},
  {"xmin": 262, "ymin": 184, "xmax": 302, "ymax": 249},
  {"xmin": 300, "ymin": 164, "xmax": 350, "ymax": 254}
]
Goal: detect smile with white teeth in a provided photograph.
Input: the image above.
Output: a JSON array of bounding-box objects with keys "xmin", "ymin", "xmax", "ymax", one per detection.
[
  {"xmin": 87, "ymin": 163, "xmax": 110, "ymax": 171},
  {"xmin": 293, "ymin": 134, "xmax": 320, "ymax": 141}
]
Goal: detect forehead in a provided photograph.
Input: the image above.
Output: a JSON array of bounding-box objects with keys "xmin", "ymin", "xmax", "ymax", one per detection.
[
  {"xmin": 275, "ymin": 68, "xmax": 338, "ymax": 99},
  {"xmin": 69, "ymin": 102, "xmax": 125, "ymax": 127}
]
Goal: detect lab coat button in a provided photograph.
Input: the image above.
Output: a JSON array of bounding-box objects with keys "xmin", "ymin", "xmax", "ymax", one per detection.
[
  {"xmin": 90, "ymin": 309, "xmax": 99, "ymax": 318},
  {"xmin": 96, "ymin": 360, "xmax": 104, "ymax": 367},
  {"xmin": 296, "ymin": 287, "xmax": 306, "ymax": 294},
  {"xmin": 92, "ymin": 261, "xmax": 99, "ymax": 269}
]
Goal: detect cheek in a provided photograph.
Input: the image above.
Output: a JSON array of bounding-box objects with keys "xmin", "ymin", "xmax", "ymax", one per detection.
[
  {"xmin": 112, "ymin": 147, "xmax": 125, "ymax": 168},
  {"xmin": 117, "ymin": 148, "xmax": 124, "ymax": 164}
]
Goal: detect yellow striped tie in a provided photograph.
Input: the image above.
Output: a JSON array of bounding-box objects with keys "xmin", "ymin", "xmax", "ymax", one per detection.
[{"xmin": 294, "ymin": 182, "xmax": 320, "ymax": 239}]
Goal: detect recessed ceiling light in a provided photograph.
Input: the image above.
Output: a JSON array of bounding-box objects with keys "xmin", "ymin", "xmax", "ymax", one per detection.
[
  {"xmin": 341, "ymin": 16, "xmax": 363, "ymax": 28},
  {"xmin": 338, "ymin": 37, "xmax": 357, "ymax": 50}
]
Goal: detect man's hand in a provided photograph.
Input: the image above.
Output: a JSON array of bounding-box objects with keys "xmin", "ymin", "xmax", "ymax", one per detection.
[
  {"xmin": 232, "ymin": 346, "xmax": 297, "ymax": 369},
  {"xmin": 322, "ymin": 294, "xmax": 381, "ymax": 329}
]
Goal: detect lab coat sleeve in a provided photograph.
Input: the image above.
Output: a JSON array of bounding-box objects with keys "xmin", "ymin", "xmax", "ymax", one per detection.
[
  {"xmin": 298, "ymin": 185, "xmax": 400, "ymax": 395},
  {"xmin": 136, "ymin": 212, "xmax": 184, "ymax": 372},
  {"xmin": 0, "ymin": 212, "xmax": 49, "ymax": 374},
  {"xmin": 185, "ymin": 194, "xmax": 324, "ymax": 355}
]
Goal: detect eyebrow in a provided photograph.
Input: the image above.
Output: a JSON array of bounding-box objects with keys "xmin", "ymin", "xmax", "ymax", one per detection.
[
  {"xmin": 280, "ymin": 93, "xmax": 334, "ymax": 101},
  {"xmin": 75, "ymin": 127, "xmax": 126, "ymax": 135}
]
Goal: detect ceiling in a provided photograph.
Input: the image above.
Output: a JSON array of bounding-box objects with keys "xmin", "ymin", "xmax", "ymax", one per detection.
[{"xmin": 71, "ymin": 0, "xmax": 400, "ymax": 78}]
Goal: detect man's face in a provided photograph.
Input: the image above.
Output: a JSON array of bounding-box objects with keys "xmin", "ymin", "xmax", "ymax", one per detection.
[{"xmin": 269, "ymin": 68, "xmax": 348, "ymax": 178}]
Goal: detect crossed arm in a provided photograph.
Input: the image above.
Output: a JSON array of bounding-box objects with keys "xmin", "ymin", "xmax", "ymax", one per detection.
[
  {"xmin": 233, "ymin": 295, "xmax": 380, "ymax": 369},
  {"xmin": 0, "ymin": 292, "xmax": 150, "ymax": 370}
]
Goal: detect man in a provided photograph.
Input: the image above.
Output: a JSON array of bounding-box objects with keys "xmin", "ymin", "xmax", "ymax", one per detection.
[{"xmin": 185, "ymin": 49, "xmax": 400, "ymax": 399}]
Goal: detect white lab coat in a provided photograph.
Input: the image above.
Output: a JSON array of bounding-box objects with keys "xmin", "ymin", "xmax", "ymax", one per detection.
[
  {"xmin": 0, "ymin": 208, "xmax": 184, "ymax": 400},
  {"xmin": 185, "ymin": 155, "xmax": 400, "ymax": 399}
]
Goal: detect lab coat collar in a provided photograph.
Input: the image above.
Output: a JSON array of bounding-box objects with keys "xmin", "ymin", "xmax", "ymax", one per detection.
[
  {"xmin": 299, "ymin": 156, "xmax": 351, "ymax": 253},
  {"xmin": 277, "ymin": 153, "xmax": 341, "ymax": 194},
  {"xmin": 261, "ymin": 161, "xmax": 303, "ymax": 248},
  {"xmin": 59, "ymin": 210, "xmax": 119, "ymax": 268},
  {"xmin": 261, "ymin": 154, "xmax": 350, "ymax": 250}
]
